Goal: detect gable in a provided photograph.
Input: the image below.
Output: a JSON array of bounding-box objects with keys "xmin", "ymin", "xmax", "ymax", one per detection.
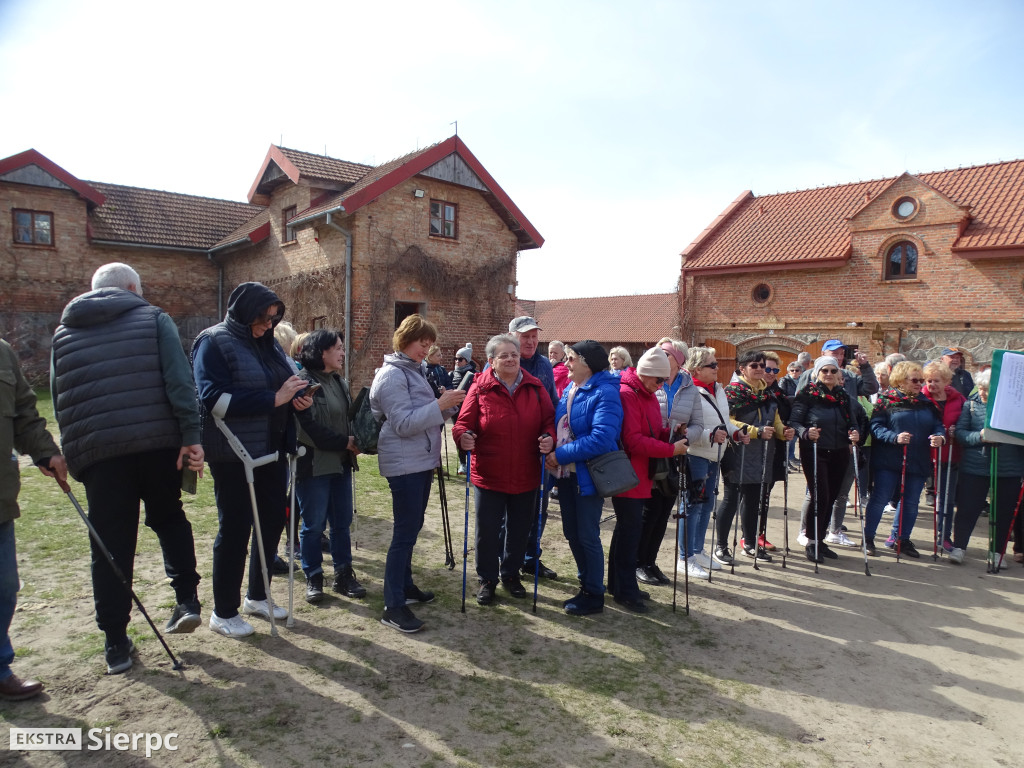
[
  {"xmin": 847, "ymin": 172, "xmax": 969, "ymax": 233},
  {"xmin": 0, "ymin": 149, "xmax": 106, "ymax": 207},
  {"xmin": 1, "ymin": 164, "xmax": 73, "ymax": 191},
  {"xmin": 419, "ymin": 154, "xmax": 487, "ymax": 192}
]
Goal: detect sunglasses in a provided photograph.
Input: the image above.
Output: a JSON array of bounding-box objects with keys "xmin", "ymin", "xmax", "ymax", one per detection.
[
  {"xmin": 653, "ymin": 377, "xmax": 668, "ymax": 385},
  {"xmin": 701, "ymin": 362, "xmax": 719, "ymax": 369},
  {"xmin": 253, "ymin": 312, "xmax": 278, "ymax": 326},
  {"xmin": 819, "ymin": 368, "xmax": 839, "ymax": 374},
  {"xmin": 765, "ymin": 367, "xmax": 780, "ymax": 374},
  {"xmin": 747, "ymin": 362, "xmax": 766, "ymax": 369},
  {"xmin": 908, "ymin": 378, "xmax": 925, "ymax": 384}
]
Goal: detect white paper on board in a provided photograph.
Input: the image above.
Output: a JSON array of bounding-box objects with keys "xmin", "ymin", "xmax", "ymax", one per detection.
[{"xmin": 990, "ymin": 352, "xmax": 1024, "ymax": 434}]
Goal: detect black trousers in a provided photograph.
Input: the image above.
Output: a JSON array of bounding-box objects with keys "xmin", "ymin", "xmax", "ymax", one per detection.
[
  {"xmin": 475, "ymin": 486, "xmax": 536, "ymax": 583},
  {"xmin": 717, "ymin": 482, "xmax": 761, "ymax": 548},
  {"xmin": 637, "ymin": 490, "xmax": 674, "ymax": 567},
  {"xmin": 954, "ymin": 473, "xmax": 1022, "ymax": 554},
  {"xmin": 609, "ymin": 496, "xmax": 645, "ymax": 600},
  {"xmin": 209, "ymin": 458, "xmax": 287, "ymax": 618},
  {"xmin": 81, "ymin": 449, "xmax": 200, "ymax": 644},
  {"xmin": 801, "ymin": 443, "xmax": 849, "ymax": 544}
]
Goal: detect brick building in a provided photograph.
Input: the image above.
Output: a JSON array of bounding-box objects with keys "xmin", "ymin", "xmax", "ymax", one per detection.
[
  {"xmin": 679, "ymin": 159, "xmax": 1024, "ymax": 383},
  {"xmin": 0, "ymin": 138, "xmax": 542, "ymax": 387},
  {"xmin": 517, "ymin": 293, "xmax": 681, "ymax": 362}
]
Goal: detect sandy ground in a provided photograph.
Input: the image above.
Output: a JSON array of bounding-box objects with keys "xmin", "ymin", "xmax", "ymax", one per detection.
[{"xmin": 2, "ymin": 460, "xmax": 1022, "ymax": 767}]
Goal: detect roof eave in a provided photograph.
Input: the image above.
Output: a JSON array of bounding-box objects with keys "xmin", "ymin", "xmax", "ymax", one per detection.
[
  {"xmin": 952, "ymin": 244, "xmax": 1024, "ymax": 260},
  {"xmin": 247, "ymin": 146, "xmax": 301, "ymax": 203},
  {"xmin": 682, "ymin": 255, "xmax": 850, "ymax": 277},
  {"xmin": 0, "ymin": 149, "xmax": 106, "ymax": 207}
]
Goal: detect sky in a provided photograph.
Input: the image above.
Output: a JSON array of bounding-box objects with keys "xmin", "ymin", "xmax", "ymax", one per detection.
[{"xmin": 1, "ymin": 0, "xmax": 1022, "ymax": 300}]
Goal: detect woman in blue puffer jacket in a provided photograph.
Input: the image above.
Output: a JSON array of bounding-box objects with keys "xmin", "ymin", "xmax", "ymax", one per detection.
[
  {"xmin": 862, "ymin": 361, "xmax": 945, "ymax": 557},
  {"xmin": 545, "ymin": 341, "xmax": 623, "ymax": 616}
]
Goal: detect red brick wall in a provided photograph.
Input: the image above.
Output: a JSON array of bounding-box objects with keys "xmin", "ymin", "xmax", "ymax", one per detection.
[
  {"xmin": 686, "ymin": 176, "xmax": 1024, "ymax": 365},
  {"xmin": 1, "ymin": 183, "xmax": 219, "ymax": 382},
  {"xmin": 219, "ymin": 177, "xmax": 520, "ymax": 391}
]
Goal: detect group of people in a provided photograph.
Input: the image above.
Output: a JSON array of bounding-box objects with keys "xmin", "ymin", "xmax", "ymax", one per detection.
[{"xmin": 3, "ymin": 264, "xmax": 1020, "ymax": 694}]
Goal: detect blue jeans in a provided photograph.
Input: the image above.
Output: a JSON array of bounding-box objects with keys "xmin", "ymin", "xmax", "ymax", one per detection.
[
  {"xmin": 680, "ymin": 456, "xmax": 720, "ymax": 558},
  {"xmin": 296, "ymin": 469, "xmax": 353, "ymax": 578},
  {"xmin": 0, "ymin": 521, "xmax": 18, "ymax": 681},
  {"xmin": 864, "ymin": 468, "xmax": 926, "ymax": 541},
  {"xmin": 557, "ymin": 478, "xmax": 605, "ymax": 595},
  {"xmin": 383, "ymin": 470, "xmax": 433, "ymax": 610}
]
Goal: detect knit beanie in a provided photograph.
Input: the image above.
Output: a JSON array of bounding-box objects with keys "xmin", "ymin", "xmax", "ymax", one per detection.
[
  {"xmin": 812, "ymin": 355, "xmax": 840, "ymax": 381},
  {"xmin": 570, "ymin": 340, "xmax": 609, "ymax": 373},
  {"xmin": 456, "ymin": 343, "xmax": 473, "ymax": 362},
  {"xmin": 636, "ymin": 347, "xmax": 671, "ymax": 378}
]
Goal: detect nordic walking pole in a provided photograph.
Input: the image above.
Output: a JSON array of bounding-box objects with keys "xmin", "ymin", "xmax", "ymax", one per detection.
[
  {"xmin": 931, "ymin": 447, "xmax": 940, "ymax": 562},
  {"xmin": 782, "ymin": 442, "xmax": 789, "ymax": 568},
  {"xmin": 287, "ymin": 448, "xmax": 303, "ymax": 629},
  {"xmin": 442, "ymin": 422, "xmax": 451, "ymax": 477},
  {"xmin": 673, "ymin": 454, "xmax": 690, "ymax": 615},
  {"xmin": 753, "ymin": 440, "xmax": 769, "ymax": 572},
  {"xmin": 851, "ymin": 444, "xmax": 870, "ymax": 576},
  {"xmin": 211, "ymin": 400, "xmax": 281, "ymax": 637},
  {"xmin": 461, "ymin": 446, "xmax": 473, "ymax": 613},
  {"xmin": 731, "ymin": 439, "xmax": 747, "ymax": 576},
  {"xmin": 57, "ymin": 478, "xmax": 185, "ymax": 671},
  {"xmin": 351, "ymin": 465, "xmax": 359, "ymax": 550},
  {"xmin": 436, "ymin": 467, "xmax": 455, "ymax": 569},
  {"xmin": 995, "ymin": 479, "xmax": 1024, "ymax": 571},
  {"xmin": 897, "ymin": 444, "xmax": 908, "ymax": 565},
  {"xmin": 708, "ymin": 440, "xmax": 724, "ymax": 583},
  {"xmin": 939, "ymin": 439, "xmax": 954, "ymax": 557},
  {"xmin": 812, "ymin": 429, "xmax": 820, "ymax": 574},
  {"xmin": 988, "ymin": 446, "xmax": 998, "ymax": 573},
  {"xmin": 533, "ymin": 457, "xmax": 545, "ymax": 613}
]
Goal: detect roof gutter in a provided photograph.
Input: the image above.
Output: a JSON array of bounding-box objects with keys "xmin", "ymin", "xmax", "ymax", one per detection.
[
  {"xmin": 324, "ymin": 210, "xmax": 354, "ymax": 382},
  {"xmin": 90, "ymin": 240, "xmax": 208, "ymax": 254}
]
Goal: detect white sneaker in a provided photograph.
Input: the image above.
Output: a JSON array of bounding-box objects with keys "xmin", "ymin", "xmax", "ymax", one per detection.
[
  {"xmin": 824, "ymin": 532, "xmax": 842, "ymax": 545},
  {"xmin": 683, "ymin": 560, "xmax": 710, "ymax": 580},
  {"xmin": 242, "ymin": 597, "xmax": 287, "ymax": 620},
  {"xmin": 693, "ymin": 550, "xmax": 722, "ymax": 571},
  {"xmin": 883, "ymin": 503, "xmax": 898, "ymax": 514},
  {"xmin": 949, "ymin": 547, "xmax": 965, "ymax": 564},
  {"xmin": 845, "ymin": 499, "xmax": 853, "ymax": 508},
  {"xmin": 832, "ymin": 531, "xmax": 858, "ymax": 547},
  {"xmin": 797, "ymin": 531, "xmax": 810, "ymax": 547},
  {"xmin": 209, "ymin": 612, "xmax": 254, "ymax": 638}
]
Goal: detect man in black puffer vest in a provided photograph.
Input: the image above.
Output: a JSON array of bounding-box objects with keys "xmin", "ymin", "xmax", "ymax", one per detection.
[{"xmin": 51, "ymin": 263, "xmax": 205, "ymax": 676}]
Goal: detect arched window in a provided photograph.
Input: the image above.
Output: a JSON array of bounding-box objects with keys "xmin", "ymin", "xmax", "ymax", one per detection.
[{"xmin": 885, "ymin": 241, "xmax": 918, "ymax": 280}]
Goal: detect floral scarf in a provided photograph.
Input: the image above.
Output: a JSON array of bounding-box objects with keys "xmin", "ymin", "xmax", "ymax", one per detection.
[
  {"xmin": 874, "ymin": 387, "xmax": 933, "ymax": 416},
  {"xmin": 724, "ymin": 378, "xmax": 773, "ymax": 414},
  {"xmin": 803, "ymin": 382, "xmax": 853, "ymax": 427}
]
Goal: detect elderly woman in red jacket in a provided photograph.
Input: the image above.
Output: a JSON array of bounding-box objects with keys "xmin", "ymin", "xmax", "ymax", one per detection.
[
  {"xmin": 922, "ymin": 361, "xmax": 966, "ymax": 550},
  {"xmin": 454, "ymin": 334, "xmax": 555, "ymax": 606},
  {"xmin": 607, "ymin": 347, "xmax": 688, "ymax": 612}
]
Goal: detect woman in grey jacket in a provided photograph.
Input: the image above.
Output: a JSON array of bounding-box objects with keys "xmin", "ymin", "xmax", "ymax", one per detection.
[{"xmin": 370, "ymin": 315, "xmax": 465, "ymax": 633}]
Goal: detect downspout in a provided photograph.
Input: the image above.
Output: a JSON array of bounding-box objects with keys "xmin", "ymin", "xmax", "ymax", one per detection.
[
  {"xmin": 325, "ymin": 212, "xmax": 353, "ymax": 382},
  {"xmin": 207, "ymin": 252, "xmax": 225, "ymax": 318}
]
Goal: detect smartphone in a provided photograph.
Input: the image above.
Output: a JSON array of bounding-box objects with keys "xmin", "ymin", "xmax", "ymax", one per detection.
[
  {"xmin": 456, "ymin": 374, "xmax": 472, "ymax": 392},
  {"xmin": 297, "ymin": 382, "xmax": 322, "ymax": 398},
  {"xmin": 181, "ymin": 467, "xmax": 198, "ymax": 495}
]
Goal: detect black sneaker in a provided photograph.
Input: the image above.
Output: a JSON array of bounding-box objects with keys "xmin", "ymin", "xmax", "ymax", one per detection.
[
  {"xmin": 477, "ymin": 581, "xmax": 497, "ymax": 605},
  {"xmin": 333, "ymin": 566, "xmax": 367, "ymax": 598},
  {"xmin": 564, "ymin": 591, "xmax": 604, "ymax": 616},
  {"xmin": 899, "ymin": 540, "xmax": 920, "ymax": 559},
  {"xmin": 613, "ymin": 595, "xmax": 649, "ymax": 613},
  {"xmin": 819, "ymin": 543, "xmax": 839, "ymax": 560},
  {"xmin": 636, "ymin": 566, "xmax": 660, "ymax": 585},
  {"xmin": 381, "ymin": 606, "xmax": 424, "ymax": 633},
  {"xmin": 272, "ymin": 555, "xmax": 290, "ymax": 574},
  {"xmin": 864, "ymin": 538, "xmax": 878, "ymax": 557},
  {"xmin": 522, "ymin": 561, "xmax": 558, "ymax": 579},
  {"xmin": 805, "ymin": 545, "xmax": 824, "ymax": 563},
  {"xmin": 713, "ymin": 546, "xmax": 735, "ymax": 566},
  {"xmin": 404, "ymin": 585, "xmax": 435, "ymax": 605},
  {"xmin": 306, "ymin": 573, "xmax": 324, "ymax": 604},
  {"xmin": 647, "ymin": 564, "xmax": 671, "ymax": 585},
  {"xmin": 165, "ymin": 601, "xmax": 202, "ymax": 634},
  {"xmin": 501, "ymin": 576, "xmax": 527, "ymax": 598},
  {"xmin": 743, "ymin": 544, "xmax": 773, "ymax": 563},
  {"xmin": 105, "ymin": 638, "xmax": 135, "ymax": 675}
]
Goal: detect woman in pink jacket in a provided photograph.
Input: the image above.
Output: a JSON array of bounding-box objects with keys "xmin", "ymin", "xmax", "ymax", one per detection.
[
  {"xmin": 607, "ymin": 347, "xmax": 688, "ymax": 612},
  {"xmin": 454, "ymin": 334, "xmax": 555, "ymax": 606},
  {"xmin": 922, "ymin": 361, "xmax": 966, "ymax": 550}
]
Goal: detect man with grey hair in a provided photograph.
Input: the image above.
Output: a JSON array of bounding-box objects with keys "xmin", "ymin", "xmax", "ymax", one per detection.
[
  {"xmin": 885, "ymin": 352, "xmax": 906, "ymax": 369},
  {"xmin": 507, "ymin": 317, "xmax": 558, "ymax": 579},
  {"xmin": 51, "ymin": 262, "xmax": 205, "ymax": 675}
]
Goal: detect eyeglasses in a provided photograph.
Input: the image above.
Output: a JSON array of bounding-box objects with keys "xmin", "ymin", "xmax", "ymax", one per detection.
[
  {"xmin": 908, "ymin": 378, "xmax": 925, "ymax": 384},
  {"xmin": 765, "ymin": 367, "xmax": 780, "ymax": 374},
  {"xmin": 653, "ymin": 376, "xmax": 668, "ymax": 385},
  {"xmin": 819, "ymin": 368, "xmax": 839, "ymax": 374},
  {"xmin": 701, "ymin": 362, "xmax": 719, "ymax": 369}
]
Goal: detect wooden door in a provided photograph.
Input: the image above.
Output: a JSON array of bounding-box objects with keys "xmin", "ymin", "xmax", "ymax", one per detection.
[{"xmin": 703, "ymin": 338, "xmax": 737, "ymax": 386}]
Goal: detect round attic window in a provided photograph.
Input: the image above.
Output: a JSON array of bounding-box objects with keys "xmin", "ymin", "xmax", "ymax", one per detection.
[
  {"xmin": 893, "ymin": 196, "xmax": 918, "ymax": 220},
  {"xmin": 751, "ymin": 283, "xmax": 773, "ymax": 305}
]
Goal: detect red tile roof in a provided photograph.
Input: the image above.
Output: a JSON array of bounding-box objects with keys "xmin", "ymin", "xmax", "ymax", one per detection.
[
  {"xmin": 683, "ymin": 158, "xmax": 1024, "ymax": 271},
  {"xmin": 523, "ymin": 294, "xmax": 680, "ymax": 344},
  {"xmin": 276, "ymin": 147, "xmax": 372, "ymax": 186},
  {"xmin": 283, "ymin": 136, "xmax": 543, "ymax": 250},
  {"xmin": 89, "ymin": 182, "xmax": 265, "ymax": 250}
]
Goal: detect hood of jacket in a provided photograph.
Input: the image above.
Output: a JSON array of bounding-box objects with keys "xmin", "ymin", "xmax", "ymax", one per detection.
[
  {"xmin": 60, "ymin": 287, "xmax": 150, "ymax": 328},
  {"xmin": 226, "ymin": 282, "xmax": 285, "ymax": 326},
  {"xmin": 382, "ymin": 351, "xmax": 428, "ymax": 376}
]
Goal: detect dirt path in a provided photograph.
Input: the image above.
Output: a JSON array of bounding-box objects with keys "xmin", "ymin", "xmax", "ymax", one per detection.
[{"xmin": 2, "ymin": 463, "xmax": 1022, "ymax": 767}]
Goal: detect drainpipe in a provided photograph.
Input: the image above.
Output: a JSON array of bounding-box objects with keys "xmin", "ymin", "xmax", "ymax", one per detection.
[
  {"xmin": 206, "ymin": 252, "xmax": 225, "ymax": 318},
  {"xmin": 325, "ymin": 212, "xmax": 353, "ymax": 382}
]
